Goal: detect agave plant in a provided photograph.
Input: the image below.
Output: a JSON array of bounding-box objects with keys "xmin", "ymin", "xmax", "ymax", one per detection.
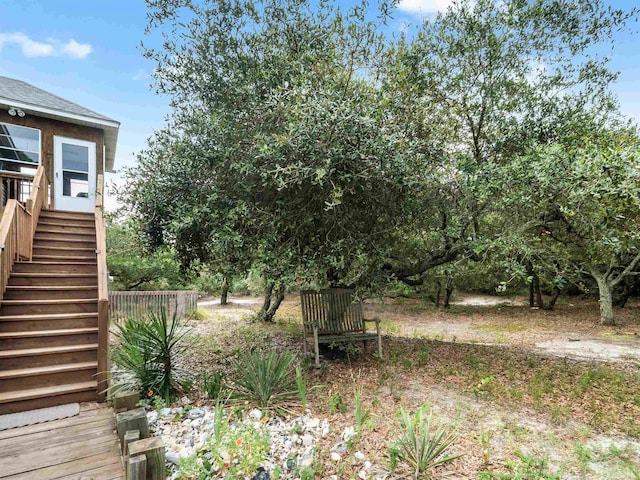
[
  {"xmin": 231, "ymin": 349, "xmax": 298, "ymax": 408},
  {"xmin": 388, "ymin": 404, "xmax": 462, "ymax": 479},
  {"xmin": 111, "ymin": 308, "xmax": 193, "ymax": 402}
]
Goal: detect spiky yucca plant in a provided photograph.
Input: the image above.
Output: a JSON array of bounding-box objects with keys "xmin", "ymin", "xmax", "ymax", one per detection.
[
  {"xmin": 231, "ymin": 350, "xmax": 298, "ymax": 408},
  {"xmin": 111, "ymin": 309, "xmax": 192, "ymax": 402},
  {"xmin": 388, "ymin": 404, "xmax": 462, "ymax": 479}
]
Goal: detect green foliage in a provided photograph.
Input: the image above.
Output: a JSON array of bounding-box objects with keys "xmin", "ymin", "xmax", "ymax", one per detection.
[
  {"xmin": 354, "ymin": 386, "xmax": 371, "ymax": 434},
  {"xmin": 177, "ymin": 404, "xmax": 270, "ymax": 479},
  {"xmin": 111, "ymin": 309, "xmax": 192, "ymax": 402},
  {"xmin": 327, "ymin": 390, "xmax": 347, "ymax": 414},
  {"xmin": 295, "ymin": 366, "xmax": 307, "ymax": 411},
  {"xmin": 231, "ymin": 350, "xmax": 298, "ymax": 408},
  {"xmin": 387, "ymin": 404, "xmax": 462, "ymax": 478},
  {"xmin": 201, "ymin": 370, "xmax": 224, "ymax": 401},
  {"xmin": 472, "ymin": 376, "xmax": 495, "ymax": 399},
  {"xmin": 479, "ymin": 452, "xmax": 561, "ymax": 480}
]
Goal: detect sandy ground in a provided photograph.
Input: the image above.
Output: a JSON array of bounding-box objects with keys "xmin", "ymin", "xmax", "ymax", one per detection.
[{"xmin": 190, "ymin": 293, "xmax": 640, "ymax": 478}]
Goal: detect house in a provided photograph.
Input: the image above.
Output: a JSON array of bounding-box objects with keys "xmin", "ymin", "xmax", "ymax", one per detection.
[{"xmin": 0, "ymin": 76, "xmax": 118, "ymax": 413}]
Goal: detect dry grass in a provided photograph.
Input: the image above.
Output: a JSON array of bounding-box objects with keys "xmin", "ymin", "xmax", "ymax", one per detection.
[{"xmin": 184, "ymin": 294, "xmax": 640, "ymax": 479}]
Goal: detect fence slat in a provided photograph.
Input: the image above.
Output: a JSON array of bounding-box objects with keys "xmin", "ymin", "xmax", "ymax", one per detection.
[{"xmin": 109, "ymin": 290, "xmax": 198, "ymax": 323}]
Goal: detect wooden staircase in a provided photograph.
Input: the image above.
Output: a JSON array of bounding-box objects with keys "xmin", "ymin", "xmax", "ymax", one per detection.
[{"xmin": 0, "ymin": 210, "xmax": 100, "ymax": 414}]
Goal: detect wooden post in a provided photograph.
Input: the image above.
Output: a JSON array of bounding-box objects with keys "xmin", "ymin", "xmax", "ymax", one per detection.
[
  {"xmin": 115, "ymin": 391, "xmax": 140, "ymax": 412},
  {"xmin": 116, "ymin": 408, "xmax": 149, "ymax": 451},
  {"xmin": 129, "ymin": 437, "xmax": 165, "ymax": 480},
  {"xmin": 124, "ymin": 430, "xmax": 140, "ymax": 455},
  {"xmin": 127, "ymin": 454, "xmax": 147, "ymax": 480}
]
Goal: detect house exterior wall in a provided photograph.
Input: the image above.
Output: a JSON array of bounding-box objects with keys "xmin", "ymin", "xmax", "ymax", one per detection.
[{"xmin": 0, "ymin": 111, "xmax": 105, "ymax": 194}]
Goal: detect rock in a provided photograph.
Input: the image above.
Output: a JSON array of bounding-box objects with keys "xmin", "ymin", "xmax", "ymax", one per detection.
[
  {"xmin": 181, "ymin": 396, "xmax": 192, "ymax": 405},
  {"xmin": 254, "ymin": 467, "xmax": 270, "ymax": 480},
  {"xmin": 160, "ymin": 408, "xmax": 172, "ymax": 416},
  {"xmin": 147, "ymin": 411, "xmax": 159, "ymax": 424},
  {"xmin": 249, "ymin": 409, "xmax": 262, "ymax": 420},
  {"xmin": 364, "ymin": 461, "xmax": 372, "ymax": 469},
  {"xmin": 299, "ymin": 452, "xmax": 314, "ymax": 467},
  {"xmin": 331, "ymin": 452, "xmax": 342, "ymax": 462},
  {"xmin": 358, "ymin": 470, "xmax": 367, "ymax": 479},
  {"xmin": 355, "ymin": 451, "xmax": 366, "ymax": 461},
  {"xmin": 188, "ymin": 408, "xmax": 205, "ymax": 419},
  {"xmin": 302, "ymin": 434, "xmax": 313, "ymax": 446},
  {"xmin": 306, "ymin": 417, "xmax": 320, "ymax": 429},
  {"xmin": 166, "ymin": 451, "xmax": 180, "ymax": 465},
  {"xmin": 330, "ymin": 476, "xmax": 338, "ymax": 480},
  {"xmin": 343, "ymin": 426, "xmax": 355, "ymax": 441},
  {"xmin": 332, "ymin": 442, "xmax": 347, "ymax": 453}
]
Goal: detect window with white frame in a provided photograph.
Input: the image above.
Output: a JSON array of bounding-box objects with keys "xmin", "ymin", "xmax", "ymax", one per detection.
[{"xmin": 0, "ymin": 122, "xmax": 41, "ymax": 175}]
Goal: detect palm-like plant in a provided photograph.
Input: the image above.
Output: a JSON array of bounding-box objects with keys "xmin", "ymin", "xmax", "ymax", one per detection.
[
  {"xmin": 111, "ymin": 309, "xmax": 192, "ymax": 402},
  {"xmin": 389, "ymin": 404, "xmax": 462, "ymax": 479},
  {"xmin": 231, "ymin": 350, "xmax": 298, "ymax": 408}
]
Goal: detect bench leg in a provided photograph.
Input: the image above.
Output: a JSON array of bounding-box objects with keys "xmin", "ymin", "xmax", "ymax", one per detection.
[
  {"xmin": 376, "ymin": 323, "xmax": 383, "ymax": 359},
  {"xmin": 313, "ymin": 325, "xmax": 320, "ymax": 368}
]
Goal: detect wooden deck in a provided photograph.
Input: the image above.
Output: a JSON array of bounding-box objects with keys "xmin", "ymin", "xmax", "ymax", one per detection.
[{"xmin": 0, "ymin": 403, "xmax": 124, "ymax": 480}]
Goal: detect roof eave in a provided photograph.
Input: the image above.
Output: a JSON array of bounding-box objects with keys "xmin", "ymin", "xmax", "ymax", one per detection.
[{"xmin": 0, "ymin": 96, "xmax": 120, "ymax": 172}]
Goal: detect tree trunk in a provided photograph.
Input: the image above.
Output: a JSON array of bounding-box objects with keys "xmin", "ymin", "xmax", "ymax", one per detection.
[
  {"xmin": 220, "ymin": 274, "xmax": 230, "ymax": 306},
  {"xmin": 263, "ymin": 285, "xmax": 285, "ymax": 322},
  {"xmin": 443, "ymin": 277, "xmax": 453, "ymax": 309},
  {"xmin": 527, "ymin": 262, "xmax": 535, "ymax": 307},
  {"xmin": 533, "ymin": 273, "xmax": 543, "ymax": 309},
  {"xmin": 256, "ymin": 282, "xmax": 273, "ymax": 321},
  {"xmin": 434, "ymin": 280, "xmax": 442, "ymax": 308},
  {"xmin": 592, "ymin": 272, "xmax": 616, "ymax": 326},
  {"xmin": 544, "ymin": 286, "xmax": 561, "ymax": 310}
]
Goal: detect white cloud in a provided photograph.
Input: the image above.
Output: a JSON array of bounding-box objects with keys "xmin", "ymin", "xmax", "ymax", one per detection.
[
  {"xmin": 0, "ymin": 32, "xmax": 92, "ymax": 59},
  {"xmin": 62, "ymin": 39, "xmax": 92, "ymax": 59},
  {"xmin": 396, "ymin": 0, "xmax": 457, "ymax": 14}
]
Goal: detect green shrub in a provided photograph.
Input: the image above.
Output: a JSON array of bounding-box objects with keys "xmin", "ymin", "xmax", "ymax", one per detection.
[
  {"xmin": 479, "ymin": 452, "xmax": 560, "ymax": 479},
  {"xmin": 231, "ymin": 350, "xmax": 298, "ymax": 408},
  {"xmin": 111, "ymin": 309, "xmax": 192, "ymax": 402},
  {"xmin": 388, "ymin": 404, "xmax": 462, "ymax": 479},
  {"xmin": 201, "ymin": 370, "xmax": 224, "ymax": 400}
]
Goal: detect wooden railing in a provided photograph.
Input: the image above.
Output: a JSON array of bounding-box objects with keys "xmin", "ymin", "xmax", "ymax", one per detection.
[
  {"xmin": 109, "ymin": 290, "xmax": 198, "ymax": 323},
  {"xmin": 0, "ymin": 166, "xmax": 49, "ymax": 301},
  {"xmin": 0, "ymin": 171, "xmax": 36, "ymax": 207},
  {"xmin": 95, "ymin": 173, "xmax": 110, "ymax": 402}
]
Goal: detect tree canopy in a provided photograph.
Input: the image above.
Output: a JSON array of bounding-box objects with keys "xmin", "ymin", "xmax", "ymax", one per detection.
[{"xmin": 120, "ymin": 0, "xmax": 640, "ymax": 324}]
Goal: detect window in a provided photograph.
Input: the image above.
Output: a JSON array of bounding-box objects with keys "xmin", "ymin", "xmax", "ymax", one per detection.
[{"xmin": 0, "ymin": 123, "xmax": 41, "ymax": 175}]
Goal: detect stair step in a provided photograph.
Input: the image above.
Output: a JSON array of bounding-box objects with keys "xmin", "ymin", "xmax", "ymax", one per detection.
[
  {"xmin": 5, "ymin": 285, "xmax": 98, "ymax": 291},
  {"xmin": 40, "ymin": 210, "xmax": 94, "ymax": 219},
  {"xmin": 1, "ymin": 298, "xmax": 98, "ymax": 306},
  {"xmin": 0, "ymin": 343, "xmax": 98, "ymax": 359},
  {"xmin": 0, "ymin": 361, "xmax": 97, "ymax": 379},
  {"xmin": 0, "ymin": 312, "xmax": 98, "ymax": 322},
  {"xmin": 31, "ymin": 255, "xmax": 96, "ymax": 262},
  {"xmin": 0, "ymin": 328, "xmax": 98, "ymax": 339},
  {"xmin": 0, "ymin": 381, "xmax": 97, "ymax": 404},
  {"xmin": 34, "ymin": 235, "xmax": 96, "ymax": 244},
  {"xmin": 39, "ymin": 219, "xmax": 94, "ymax": 226},
  {"xmin": 33, "ymin": 246, "xmax": 96, "ymax": 253},
  {"xmin": 36, "ymin": 228, "xmax": 95, "ymax": 236},
  {"xmin": 12, "ymin": 262, "xmax": 97, "ymax": 274}
]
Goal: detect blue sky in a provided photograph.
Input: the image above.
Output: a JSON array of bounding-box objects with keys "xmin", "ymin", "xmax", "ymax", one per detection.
[{"xmin": 1, "ymin": 0, "xmax": 639, "ymax": 208}]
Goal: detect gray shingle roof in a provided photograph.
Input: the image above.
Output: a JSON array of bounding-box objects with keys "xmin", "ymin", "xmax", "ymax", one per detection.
[{"xmin": 0, "ymin": 75, "xmax": 116, "ymax": 123}]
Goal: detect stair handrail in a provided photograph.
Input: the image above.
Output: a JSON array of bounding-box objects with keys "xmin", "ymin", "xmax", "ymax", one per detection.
[
  {"xmin": 25, "ymin": 166, "xmax": 49, "ymax": 240},
  {"xmin": 0, "ymin": 200, "xmax": 32, "ymax": 300},
  {"xmin": 95, "ymin": 173, "xmax": 110, "ymax": 401}
]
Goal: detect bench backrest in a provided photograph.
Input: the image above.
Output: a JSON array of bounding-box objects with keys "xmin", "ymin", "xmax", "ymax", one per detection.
[{"xmin": 300, "ymin": 289, "xmax": 364, "ymax": 335}]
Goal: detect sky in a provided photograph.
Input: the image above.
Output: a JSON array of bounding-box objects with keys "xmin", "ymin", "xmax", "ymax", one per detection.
[{"xmin": 0, "ymin": 0, "xmax": 639, "ymax": 209}]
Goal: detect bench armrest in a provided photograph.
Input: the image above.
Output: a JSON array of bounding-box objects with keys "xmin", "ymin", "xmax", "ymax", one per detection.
[{"xmin": 363, "ymin": 317, "xmax": 380, "ymax": 324}]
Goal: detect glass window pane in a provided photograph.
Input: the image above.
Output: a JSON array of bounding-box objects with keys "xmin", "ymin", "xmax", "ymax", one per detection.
[
  {"xmin": 62, "ymin": 143, "xmax": 89, "ymax": 172},
  {"xmin": 63, "ymin": 171, "xmax": 88, "ymax": 197},
  {"xmin": 0, "ymin": 124, "xmax": 39, "ymax": 141},
  {"xmin": 0, "ymin": 134, "xmax": 39, "ymax": 153},
  {"xmin": 0, "ymin": 147, "xmax": 39, "ymax": 164}
]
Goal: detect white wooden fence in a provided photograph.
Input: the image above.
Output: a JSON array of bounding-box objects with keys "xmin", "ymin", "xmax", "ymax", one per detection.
[{"xmin": 109, "ymin": 290, "xmax": 198, "ymax": 323}]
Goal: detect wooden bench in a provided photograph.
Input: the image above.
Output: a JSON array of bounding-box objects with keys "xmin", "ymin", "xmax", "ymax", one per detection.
[{"xmin": 300, "ymin": 289, "xmax": 382, "ymax": 367}]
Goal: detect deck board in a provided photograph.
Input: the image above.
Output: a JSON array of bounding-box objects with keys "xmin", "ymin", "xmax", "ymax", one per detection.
[{"xmin": 0, "ymin": 403, "xmax": 124, "ymax": 480}]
